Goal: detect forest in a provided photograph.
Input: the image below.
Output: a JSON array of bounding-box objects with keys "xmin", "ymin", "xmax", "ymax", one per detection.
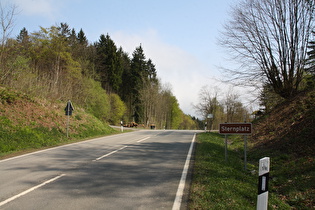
[
  {"xmin": 0, "ymin": 22, "xmax": 200, "ymax": 129},
  {"xmin": 2, "ymin": 0, "xmax": 314, "ymax": 131}
]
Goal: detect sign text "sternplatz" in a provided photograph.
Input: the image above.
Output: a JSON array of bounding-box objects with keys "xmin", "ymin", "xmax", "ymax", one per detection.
[{"xmin": 219, "ymin": 123, "xmax": 252, "ymax": 135}]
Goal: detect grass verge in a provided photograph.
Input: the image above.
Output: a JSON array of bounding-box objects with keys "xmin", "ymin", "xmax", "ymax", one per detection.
[
  {"xmin": 0, "ymin": 115, "xmax": 119, "ymax": 159},
  {"xmin": 189, "ymin": 132, "xmax": 291, "ymax": 209}
]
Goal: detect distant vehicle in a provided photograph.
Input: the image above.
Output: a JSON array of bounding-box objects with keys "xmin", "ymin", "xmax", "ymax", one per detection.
[{"xmin": 150, "ymin": 123, "xmax": 156, "ymax": 129}]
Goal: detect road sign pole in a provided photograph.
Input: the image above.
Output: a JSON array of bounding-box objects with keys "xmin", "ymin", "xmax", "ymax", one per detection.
[
  {"xmin": 66, "ymin": 115, "xmax": 70, "ymax": 138},
  {"xmin": 225, "ymin": 135, "xmax": 228, "ymax": 161},
  {"xmin": 244, "ymin": 116, "xmax": 248, "ymax": 170},
  {"xmin": 244, "ymin": 135, "xmax": 247, "ymax": 170}
]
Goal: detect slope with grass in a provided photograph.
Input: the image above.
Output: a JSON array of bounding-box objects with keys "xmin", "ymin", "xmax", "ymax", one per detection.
[
  {"xmin": 251, "ymin": 90, "xmax": 315, "ymax": 208},
  {"xmin": 0, "ymin": 87, "xmax": 117, "ymax": 158},
  {"xmin": 189, "ymin": 90, "xmax": 314, "ymax": 209}
]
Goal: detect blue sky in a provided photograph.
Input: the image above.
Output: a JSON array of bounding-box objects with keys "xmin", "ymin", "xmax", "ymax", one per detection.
[{"xmin": 5, "ymin": 0, "xmax": 256, "ymax": 117}]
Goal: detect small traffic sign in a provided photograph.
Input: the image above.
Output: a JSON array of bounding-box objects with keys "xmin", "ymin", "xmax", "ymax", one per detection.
[
  {"xmin": 65, "ymin": 100, "xmax": 74, "ymax": 116},
  {"xmin": 219, "ymin": 123, "xmax": 252, "ymax": 135}
]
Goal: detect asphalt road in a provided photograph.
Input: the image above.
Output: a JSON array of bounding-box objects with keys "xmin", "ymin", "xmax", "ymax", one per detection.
[{"xmin": 0, "ymin": 130, "xmax": 199, "ymax": 210}]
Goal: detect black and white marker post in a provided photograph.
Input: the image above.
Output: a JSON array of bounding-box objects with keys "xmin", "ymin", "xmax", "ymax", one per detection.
[
  {"xmin": 257, "ymin": 157, "xmax": 270, "ymax": 210},
  {"xmin": 120, "ymin": 120, "xmax": 123, "ymax": 132}
]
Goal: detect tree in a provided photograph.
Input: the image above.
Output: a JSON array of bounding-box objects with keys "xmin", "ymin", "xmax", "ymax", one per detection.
[
  {"xmin": 194, "ymin": 86, "xmax": 222, "ymax": 130},
  {"xmin": 304, "ymin": 31, "xmax": 315, "ymax": 89},
  {"xmin": 16, "ymin": 27, "xmax": 30, "ymax": 45},
  {"xmin": 307, "ymin": 31, "xmax": 315, "ymax": 75},
  {"xmin": 170, "ymin": 96, "xmax": 182, "ymax": 129},
  {"xmin": 95, "ymin": 34, "xmax": 123, "ymax": 93},
  {"xmin": 0, "ymin": 2, "xmax": 17, "ymax": 47},
  {"xmin": 224, "ymin": 88, "xmax": 240, "ymax": 122},
  {"xmin": 0, "ymin": 2, "xmax": 18, "ymax": 83},
  {"xmin": 77, "ymin": 29, "xmax": 88, "ymax": 46},
  {"xmin": 130, "ymin": 45, "xmax": 147, "ymax": 123},
  {"xmin": 108, "ymin": 93, "xmax": 126, "ymax": 125},
  {"xmin": 30, "ymin": 25, "xmax": 81, "ymax": 99},
  {"xmin": 224, "ymin": 88, "xmax": 248, "ymax": 122},
  {"xmin": 220, "ymin": 0, "xmax": 315, "ymax": 99}
]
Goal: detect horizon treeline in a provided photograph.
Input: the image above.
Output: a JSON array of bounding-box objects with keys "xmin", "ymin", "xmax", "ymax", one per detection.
[{"xmin": 0, "ymin": 23, "xmax": 200, "ymax": 129}]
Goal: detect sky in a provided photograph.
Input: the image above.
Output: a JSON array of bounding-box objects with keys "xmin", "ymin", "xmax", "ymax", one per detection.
[{"xmin": 4, "ymin": 0, "xmax": 257, "ymax": 117}]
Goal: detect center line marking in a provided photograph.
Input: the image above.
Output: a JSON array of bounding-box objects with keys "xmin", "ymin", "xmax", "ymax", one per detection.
[
  {"xmin": 0, "ymin": 174, "xmax": 66, "ymax": 207},
  {"xmin": 136, "ymin": 137, "xmax": 150, "ymax": 143},
  {"xmin": 94, "ymin": 146, "xmax": 128, "ymax": 161}
]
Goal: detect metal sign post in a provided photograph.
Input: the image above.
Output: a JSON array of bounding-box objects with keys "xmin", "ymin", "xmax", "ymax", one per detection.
[
  {"xmin": 219, "ymin": 123, "xmax": 252, "ymax": 165},
  {"xmin": 244, "ymin": 135, "xmax": 248, "ymax": 170},
  {"xmin": 244, "ymin": 115, "xmax": 248, "ymax": 170},
  {"xmin": 224, "ymin": 135, "xmax": 228, "ymax": 161}
]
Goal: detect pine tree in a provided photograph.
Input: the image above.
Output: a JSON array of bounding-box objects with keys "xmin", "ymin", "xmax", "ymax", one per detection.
[
  {"xmin": 16, "ymin": 27, "xmax": 30, "ymax": 44},
  {"xmin": 16, "ymin": 27, "xmax": 31, "ymax": 56},
  {"xmin": 77, "ymin": 29, "xmax": 88, "ymax": 46},
  {"xmin": 130, "ymin": 45, "xmax": 147, "ymax": 122},
  {"xmin": 95, "ymin": 34, "xmax": 123, "ymax": 93},
  {"xmin": 146, "ymin": 59, "xmax": 157, "ymax": 83}
]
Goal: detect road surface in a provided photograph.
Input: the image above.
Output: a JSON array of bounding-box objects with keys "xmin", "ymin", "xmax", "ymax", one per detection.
[{"xmin": 0, "ymin": 130, "xmax": 199, "ymax": 209}]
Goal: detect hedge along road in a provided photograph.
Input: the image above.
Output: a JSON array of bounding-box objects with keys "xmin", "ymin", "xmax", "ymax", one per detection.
[{"xmin": 0, "ymin": 130, "xmax": 200, "ymax": 210}]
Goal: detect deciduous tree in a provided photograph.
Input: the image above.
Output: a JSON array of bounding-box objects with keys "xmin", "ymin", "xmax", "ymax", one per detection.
[{"xmin": 220, "ymin": 0, "xmax": 315, "ymax": 99}]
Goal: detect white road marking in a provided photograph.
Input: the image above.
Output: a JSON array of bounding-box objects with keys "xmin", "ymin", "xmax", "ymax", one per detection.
[
  {"xmin": 93, "ymin": 136, "xmax": 150, "ymax": 161},
  {"xmin": 172, "ymin": 133, "xmax": 196, "ymax": 210},
  {"xmin": 136, "ymin": 136, "xmax": 150, "ymax": 143},
  {"xmin": 0, "ymin": 174, "xmax": 66, "ymax": 207},
  {"xmin": 93, "ymin": 146, "xmax": 128, "ymax": 161}
]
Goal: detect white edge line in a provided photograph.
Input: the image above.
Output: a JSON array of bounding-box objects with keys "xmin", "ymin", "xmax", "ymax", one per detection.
[
  {"xmin": 0, "ymin": 174, "xmax": 66, "ymax": 207},
  {"xmin": 93, "ymin": 146, "xmax": 128, "ymax": 161},
  {"xmin": 172, "ymin": 133, "xmax": 196, "ymax": 210},
  {"xmin": 0, "ymin": 131, "xmax": 137, "ymax": 163}
]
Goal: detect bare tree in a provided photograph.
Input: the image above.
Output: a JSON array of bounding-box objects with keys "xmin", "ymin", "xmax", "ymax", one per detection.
[
  {"xmin": 0, "ymin": 2, "xmax": 17, "ymax": 47},
  {"xmin": 220, "ymin": 0, "xmax": 314, "ymax": 99},
  {"xmin": 224, "ymin": 88, "xmax": 241, "ymax": 122},
  {"xmin": 194, "ymin": 86, "xmax": 222, "ymax": 129},
  {"xmin": 0, "ymin": 2, "xmax": 18, "ymax": 83}
]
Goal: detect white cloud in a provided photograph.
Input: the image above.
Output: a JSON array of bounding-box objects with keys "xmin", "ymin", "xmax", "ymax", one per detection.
[
  {"xmin": 10, "ymin": 0, "xmax": 62, "ymax": 19},
  {"xmin": 110, "ymin": 29, "xmax": 217, "ymax": 117}
]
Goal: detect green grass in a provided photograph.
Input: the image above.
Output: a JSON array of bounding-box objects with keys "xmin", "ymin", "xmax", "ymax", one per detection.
[
  {"xmin": 0, "ymin": 87, "xmax": 120, "ymax": 158},
  {"xmin": 249, "ymin": 141, "xmax": 315, "ymax": 209},
  {"xmin": 189, "ymin": 132, "xmax": 291, "ymax": 209},
  {"xmin": 0, "ymin": 115, "xmax": 119, "ymax": 158}
]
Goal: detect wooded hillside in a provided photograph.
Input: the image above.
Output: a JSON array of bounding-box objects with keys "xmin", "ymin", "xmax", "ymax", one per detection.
[{"xmin": 0, "ymin": 23, "xmax": 199, "ymax": 129}]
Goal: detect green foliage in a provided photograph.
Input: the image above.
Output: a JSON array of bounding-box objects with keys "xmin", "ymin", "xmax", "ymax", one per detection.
[
  {"xmin": 95, "ymin": 34, "xmax": 123, "ymax": 93},
  {"xmin": 0, "ymin": 87, "xmax": 18, "ymax": 103},
  {"xmin": 0, "ymin": 22, "xmax": 191, "ymax": 129},
  {"xmin": 0, "ymin": 89, "xmax": 117, "ymax": 157},
  {"xmin": 81, "ymin": 78, "xmax": 110, "ymax": 121},
  {"xmin": 260, "ymin": 84, "xmax": 285, "ymax": 113},
  {"xmin": 178, "ymin": 114, "xmax": 198, "ymax": 129},
  {"xmin": 170, "ymin": 96, "xmax": 182, "ymax": 129},
  {"xmin": 108, "ymin": 93, "xmax": 126, "ymax": 125}
]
